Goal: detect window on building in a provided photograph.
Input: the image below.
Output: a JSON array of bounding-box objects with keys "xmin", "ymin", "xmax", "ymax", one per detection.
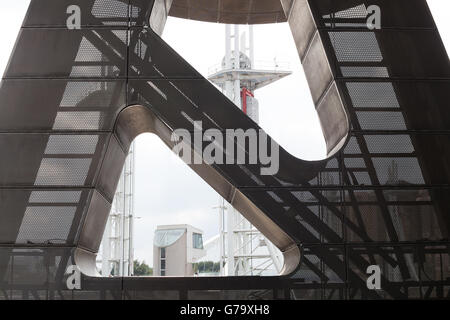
[
  {"xmin": 193, "ymin": 233, "xmax": 203, "ymax": 249},
  {"xmin": 160, "ymin": 248, "xmax": 166, "ymax": 276}
]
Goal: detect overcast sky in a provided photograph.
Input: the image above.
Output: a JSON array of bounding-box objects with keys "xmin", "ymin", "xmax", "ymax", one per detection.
[{"xmin": 0, "ymin": 1, "xmax": 448, "ymax": 266}]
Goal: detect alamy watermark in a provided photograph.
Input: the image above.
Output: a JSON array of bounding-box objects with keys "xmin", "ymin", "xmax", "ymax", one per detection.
[
  {"xmin": 66, "ymin": 265, "xmax": 81, "ymax": 290},
  {"xmin": 171, "ymin": 121, "xmax": 280, "ymax": 176},
  {"xmin": 66, "ymin": 5, "xmax": 81, "ymax": 29},
  {"xmin": 366, "ymin": 265, "xmax": 382, "ymax": 290},
  {"xmin": 366, "ymin": 5, "xmax": 381, "ymax": 30}
]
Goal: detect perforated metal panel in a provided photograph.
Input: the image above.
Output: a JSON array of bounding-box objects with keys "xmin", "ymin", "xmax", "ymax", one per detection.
[
  {"xmin": 346, "ymin": 83, "xmax": 401, "ymax": 109},
  {"xmin": 29, "ymin": 191, "xmax": 82, "ymax": 203},
  {"xmin": 329, "ymin": 32, "xmax": 383, "ymax": 62},
  {"xmin": 44, "ymin": 135, "xmax": 100, "ymax": 155},
  {"xmin": 364, "ymin": 135, "xmax": 414, "ymax": 154},
  {"xmin": 16, "ymin": 207, "xmax": 76, "ymax": 244},
  {"xmin": 34, "ymin": 159, "xmax": 92, "ymax": 186}
]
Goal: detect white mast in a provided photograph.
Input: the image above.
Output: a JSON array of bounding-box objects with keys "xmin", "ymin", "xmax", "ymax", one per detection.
[
  {"xmin": 207, "ymin": 25, "xmax": 291, "ymax": 276},
  {"xmin": 99, "ymin": 144, "xmax": 135, "ymax": 277}
]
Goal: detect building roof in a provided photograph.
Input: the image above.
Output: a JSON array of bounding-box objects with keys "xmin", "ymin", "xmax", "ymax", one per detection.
[{"xmin": 169, "ymin": 0, "xmax": 287, "ymax": 24}]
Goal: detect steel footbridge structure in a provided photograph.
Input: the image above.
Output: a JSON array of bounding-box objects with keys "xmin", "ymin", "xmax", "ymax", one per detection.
[{"xmin": 0, "ymin": 0, "xmax": 449, "ymax": 300}]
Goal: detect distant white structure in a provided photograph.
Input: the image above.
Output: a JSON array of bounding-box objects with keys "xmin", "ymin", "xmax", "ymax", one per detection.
[
  {"xmin": 207, "ymin": 25, "xmax": 290, "ymax": 276},
  {"xmin": 98, "ymin": 144, "xmax": 135, "ymax": 277},
  {"xmin": 153, "ymin": 224, "xmax": 206, "ymax": 276}
]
